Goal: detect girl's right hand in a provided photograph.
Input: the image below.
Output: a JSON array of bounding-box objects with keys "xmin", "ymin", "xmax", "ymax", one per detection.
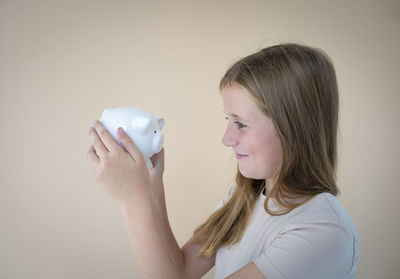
[{"xmin": 87, "ymin": 121, "xmax": 156, "ymax": 203}]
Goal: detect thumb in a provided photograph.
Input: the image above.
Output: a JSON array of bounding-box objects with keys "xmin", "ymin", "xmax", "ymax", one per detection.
[
  {"xmin": 117, "ymin": 127, "xmax": 142, "ymax": 161},
  {"xmin": 151, "ymin": 148, "xmax": 165, "ymax": 173}
]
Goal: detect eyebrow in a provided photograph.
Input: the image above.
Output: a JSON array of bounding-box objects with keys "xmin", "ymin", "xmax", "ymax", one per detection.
[{"xmin": 223, "ymin": 111, "xmax": 253, "ymax": 123}]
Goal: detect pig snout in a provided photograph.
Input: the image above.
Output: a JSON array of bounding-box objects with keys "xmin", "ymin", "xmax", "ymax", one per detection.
[{"xmin": 152, "ymin": 133, "xmax": 164, "ymax": 153}]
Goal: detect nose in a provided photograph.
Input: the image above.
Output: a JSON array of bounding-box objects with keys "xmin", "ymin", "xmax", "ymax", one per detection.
[
  {"xmin": 153, "ymin": 133, "xmax": 164, "ymax": 153},
  {"xmin": 222, "ymin": 124, "xmax": 238, "ymax": 147}
]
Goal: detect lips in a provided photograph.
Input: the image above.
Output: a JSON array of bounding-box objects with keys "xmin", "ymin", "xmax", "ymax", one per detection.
[{"xmin": 235, "ymin": 153, "xmax": 248, "ymax": 159}]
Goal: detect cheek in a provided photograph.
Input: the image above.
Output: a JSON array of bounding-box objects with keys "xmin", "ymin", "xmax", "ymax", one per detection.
[
  {"xmin": 269, "ymin": 139, "xmax": 283, "ymax": 167},
  {"xmin": 254, "ymin": 131, "xmax": 283, "ymax": 173}
]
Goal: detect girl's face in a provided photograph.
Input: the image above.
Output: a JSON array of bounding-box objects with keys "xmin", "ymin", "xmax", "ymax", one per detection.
[{"xmin": 222, "ymin": 83, "xmax": 283, "ymax": 182}]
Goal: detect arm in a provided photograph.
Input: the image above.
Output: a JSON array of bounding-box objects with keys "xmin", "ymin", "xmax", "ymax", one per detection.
[
  {"xmin": 87, "ymin": 121, "xmax": 214, "ymax": 278},
  {"xmin": 225, "ymin": 263, "xmax": 266, "ymax": 279},
  {"xmin": 121, "ymin": 162, "xmax": 215, "ymax": 279}
]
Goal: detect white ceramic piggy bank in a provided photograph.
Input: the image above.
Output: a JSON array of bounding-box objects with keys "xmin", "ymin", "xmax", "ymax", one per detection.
[{"xmin": 99, "ymin": 107, "xmax": 165, "ymax": 169}]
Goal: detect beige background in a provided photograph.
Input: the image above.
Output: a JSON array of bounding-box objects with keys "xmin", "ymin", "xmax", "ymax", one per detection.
[{"xmin": 1, "ymin": 0, "xmax": 399, "ymax": 278}]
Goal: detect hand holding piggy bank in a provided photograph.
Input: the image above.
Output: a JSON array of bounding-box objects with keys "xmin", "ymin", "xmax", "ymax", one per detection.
[{"xmin": 99, "ymin": 107, "xmax": 165, "ymax": 169}]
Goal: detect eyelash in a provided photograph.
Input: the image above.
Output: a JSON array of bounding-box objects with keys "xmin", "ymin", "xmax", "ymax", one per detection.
[{"xmin": 225, "ymin": 117, "xmax": 247, "ymax": 129}]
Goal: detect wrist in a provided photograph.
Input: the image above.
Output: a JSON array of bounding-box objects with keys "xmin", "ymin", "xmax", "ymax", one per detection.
[
  {"xmin": 119, "ymin": 184, "xmax": 152, "ymax": 208},
  {"xmin": 149, "ymin": 176, "xmax": 163, "ymax": 195}
]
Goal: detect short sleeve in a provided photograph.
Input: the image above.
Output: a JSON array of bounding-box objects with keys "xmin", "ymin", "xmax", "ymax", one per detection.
[{"xmin": 253, "ymin": 218, "xmax": 359, "ymax": 279}]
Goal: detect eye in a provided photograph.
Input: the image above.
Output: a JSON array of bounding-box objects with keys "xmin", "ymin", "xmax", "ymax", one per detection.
[
  {"xmin": 234, "ymin": 121, "xmax": 246, "ymax": 129},
  {"xmin": 154, "ymin": 130, "xmax": 157, "ymax": 133},
  {"xmin": 225, "ymin": 117, "xmax": 246, "ymax": 129}
]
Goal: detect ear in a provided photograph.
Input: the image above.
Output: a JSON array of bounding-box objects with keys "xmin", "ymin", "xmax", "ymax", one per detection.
[
  {"xmin": 131, "ymin": 116, "xmax": 151, "ymax": 134},
  {"xmin": 99, "ymin": 108, "xmax": 110, "ymax": 121},
  {"xmin": 156, "ymin": 116, "xmax": 165, "ymax": 129}
]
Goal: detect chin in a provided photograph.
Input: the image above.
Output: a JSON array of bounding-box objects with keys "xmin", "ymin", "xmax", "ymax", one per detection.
[
  {"xmin": 238, "ymin": 166, "xmax": 263, "ymax": 180},
  {"xmin": 238, "ymin": 164, "xmax": 274, "ymax": 180}
]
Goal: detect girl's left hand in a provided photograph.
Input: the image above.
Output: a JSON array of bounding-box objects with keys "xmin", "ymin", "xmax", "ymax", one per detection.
[{"xmin": 87, "ymin": 120, "xmax": 155, "ymax": 203}]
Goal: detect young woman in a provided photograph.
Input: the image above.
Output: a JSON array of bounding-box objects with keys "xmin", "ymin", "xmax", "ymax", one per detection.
[{"xmin": 87, "ymin": 43, "xmax": 359, "ymax": 279}]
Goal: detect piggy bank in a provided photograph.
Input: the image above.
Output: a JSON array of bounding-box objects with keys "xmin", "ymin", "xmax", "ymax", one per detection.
[{"xmin": 99, "ymin": 107, "xmax": 165, "ymax": 169}]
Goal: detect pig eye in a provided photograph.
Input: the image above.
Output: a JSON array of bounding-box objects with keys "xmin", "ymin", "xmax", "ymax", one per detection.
[{"xmin": 154, "ymin": 130, "xmax": 157, "ymax": 133}]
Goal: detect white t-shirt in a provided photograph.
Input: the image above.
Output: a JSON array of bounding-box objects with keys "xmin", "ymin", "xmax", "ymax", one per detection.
[{"xmin": 214, "ymin": 185, "xmax": 359, "ymax": 279}]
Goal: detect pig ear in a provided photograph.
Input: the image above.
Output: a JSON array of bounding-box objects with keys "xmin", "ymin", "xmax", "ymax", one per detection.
[
  {"xmin": 131, "ymin": 116, "xmax": 151, "ymax": 134},
  {"xmin": 156, "ymin": 117, "xmax": 165, "ymax": 129},
  {"xmin": 99, "ymin": 108, "xmax": 110, "ymax": 120}
]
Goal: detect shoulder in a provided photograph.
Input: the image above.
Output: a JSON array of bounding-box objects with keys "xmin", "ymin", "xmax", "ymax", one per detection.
[
  {"xmin": 281, "ymin": 193, "xmax": 359, "ymax": 239},
  {"xmin": 290, "ymin": 193, "xmax": 357, "ymax": 228}
]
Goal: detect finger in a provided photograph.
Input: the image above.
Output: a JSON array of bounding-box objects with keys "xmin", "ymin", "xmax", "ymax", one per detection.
[
  {"xmin": 87, "ymin": 145, "xmax": 100, "ymax": 165},
  {"xmin": 93, "ymin": 120, "xmax": 121, "ymax": 152},
  {"xmin": 151, "ymin": 148, "xmax": 165, "ymax": 172},
  {"xmin": 89, "ymin": 126, "xmax": 108, "ymax": 157},
  {"xmin": 117, "ymin": 127, "xmax": 142, "ymax": 161}
]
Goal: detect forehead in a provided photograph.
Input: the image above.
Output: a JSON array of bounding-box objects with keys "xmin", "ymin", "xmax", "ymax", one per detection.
[{"xmin": 221, "ymin": 83, "xmax": 264, "ymax": 120}]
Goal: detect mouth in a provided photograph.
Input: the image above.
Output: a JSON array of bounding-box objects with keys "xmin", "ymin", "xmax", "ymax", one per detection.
[{"xmin": 235, "ymin": 153, "xmax": 248, "ymax": 160}]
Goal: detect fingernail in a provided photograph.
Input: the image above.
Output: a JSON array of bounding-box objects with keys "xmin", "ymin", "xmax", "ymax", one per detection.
[
  {"xmin": 118, "ymin": 127, "xmax": 126, "ymax": 136},
  {"xmin": 93, "ymin": 120, "xmax": 98, "ymax": 125}
]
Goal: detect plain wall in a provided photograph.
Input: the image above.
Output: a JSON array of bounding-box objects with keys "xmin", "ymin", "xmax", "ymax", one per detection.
[{"xmin": 1, "ymin": 0, "xmax": 399, "ymax": 278}]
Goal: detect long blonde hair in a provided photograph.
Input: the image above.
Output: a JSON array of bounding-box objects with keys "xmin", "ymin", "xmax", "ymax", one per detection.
[{"xmin": 192, "ymin": 43, "xmax": 339, "ymax": 257}]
